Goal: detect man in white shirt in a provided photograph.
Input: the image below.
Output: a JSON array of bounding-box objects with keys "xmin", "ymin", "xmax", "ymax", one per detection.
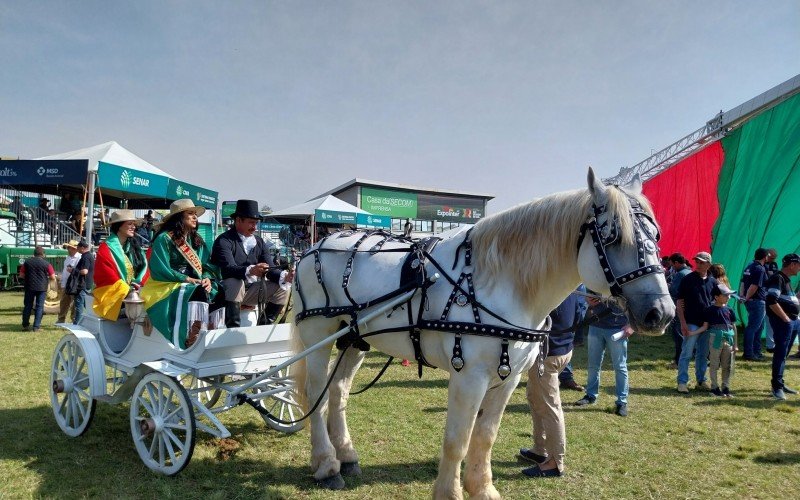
[{"xmin": 57, "ymin": 240, "xmax": 82, "ymax": 324}]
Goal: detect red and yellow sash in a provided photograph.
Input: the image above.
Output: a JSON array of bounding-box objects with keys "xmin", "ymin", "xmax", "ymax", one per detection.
[{"xmin": 176, "ymin": 240, "xmax": 203, "ymax": 278}]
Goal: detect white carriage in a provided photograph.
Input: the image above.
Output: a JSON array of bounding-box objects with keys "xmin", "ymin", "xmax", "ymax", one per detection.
[{"xmin": 49, "ymin": 294, "xmax": 306, "ymax": 475}]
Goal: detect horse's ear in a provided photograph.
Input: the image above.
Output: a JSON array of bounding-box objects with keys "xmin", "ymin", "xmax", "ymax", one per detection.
[
  {"xmin": 587, "ymin": 167, "xmax": 607, "ymax": 200},
  {"xmin": 626, "ymin": 174, "xmax": 643, "ymax": 194}
]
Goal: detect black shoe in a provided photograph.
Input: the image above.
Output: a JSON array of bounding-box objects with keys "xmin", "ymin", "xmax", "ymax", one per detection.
[
  {"xmin": 783, "ymin": 386, "xmax": 798, "ymax": 395},
  {"xmin": 790, "ymin": 351, "xmax": 800, "ymax": 359},
  {"xmin": 710, "ymin": 388, "xmax": 724, "ymax": 397},
  {"xmin": 573, "ymin": 396, "xmax": 596, "ymax": 406},
  {"xmin": 766, "ymin": 348, "xmax": 775, "ymax": 353},
  {"xmin": 521, "ymin": 465, "xmax": 563, "ymax": 478},
  {"xmin": 615, "ymin": 403, "xmax": 628, "ymax": 417},
  {"xmin": 560, "ymin": 379, "xmax": 585, "ymax": 392},
  {"xmin": 518, "ymin": 448, "xmax": 548, "ymax": 464},
  {"xmin": 742, "ymin": 356, "xmax": 763, "ymax": 361},
  {"xmin": 722, "ymin": 387, "xmax": 733, "ymax": 398}
]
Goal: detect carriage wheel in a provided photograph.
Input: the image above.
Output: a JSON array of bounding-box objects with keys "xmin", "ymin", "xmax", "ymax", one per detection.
[
  {"xmin": 179, "ymin": 374, "xmax": 222, "ymax": 409},
  {"xmin": 130, "ymin": 373, "xmax": 196, "ymax": 476},
  {"xmin": 255, "ymin": 366, "xmax": 306, "ymax": 434},
  {"xmin": 50, "ymin": 335, "xmax": 97, "ymax": 437}
]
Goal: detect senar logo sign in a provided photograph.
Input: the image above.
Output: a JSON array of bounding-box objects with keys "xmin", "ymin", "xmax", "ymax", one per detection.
[{"xmin": 120, "ymin": 170, "xmax": 132, "ymax": 188}]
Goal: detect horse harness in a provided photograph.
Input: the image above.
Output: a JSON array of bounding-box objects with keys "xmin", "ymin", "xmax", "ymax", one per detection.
[
  {"xmin": 294, "ymin": 228, "xmax": 548, "ymax": 381},
  {"xmin": 577, "ymin": 191, "xmax": 664, "ymax": 298}
]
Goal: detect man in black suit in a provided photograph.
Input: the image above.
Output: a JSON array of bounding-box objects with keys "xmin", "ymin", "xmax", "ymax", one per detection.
[{"xmin": 211, "ymin": 199, "xmax": 281, "ymax": 327}]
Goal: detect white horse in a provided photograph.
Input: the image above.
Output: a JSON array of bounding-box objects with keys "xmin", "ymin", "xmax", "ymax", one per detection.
[{"xmin": 291, "ymin": 169, "xmax": 674, "ymax": 499}]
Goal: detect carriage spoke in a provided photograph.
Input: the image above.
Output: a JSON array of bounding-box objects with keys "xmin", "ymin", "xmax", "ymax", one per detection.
[
  {"xmin": 163, "ymin": 428, "xmax": 185, "ymax": 453},
  {"xmin": 148, "ymin": 433, "xmax": 158, "ymax": 458},
  {"xmin": 69, "ymin": 396, "xmax": 79, "ymax": 427},
  {"xmin": 162, "ymin": 388, "xmax": 175, "ymax": 417},
  {"xmin": 136, "ymin": 395, "xmax": 156, "ymax": 417},
  {"xmin": 58, "ymin": 393, "xmax": 69, "ymax": 415},
  {"xmin": 163, "ymin": 421, "xmax": 188, "ymax": 431},
  {"xmin": 75, "ymin": 357, "xmax": 86, "ymax": 377},
  {"xmin": 163, "ymin": 433, "xmax": 178, "ymax": 465},
  {"xmin": 146, "ymin": 383, "xmax": 159, "ymax": 415},
  {"xmin": 158, "ymin": 433, "xmax": 165, "ymax": 465},
  {"xmin": 163, "ymin": 406, "xmax": 181, "ymax": 423},
  {"xmin": 75, "ymin": 396, "xmax": 88, "ymax": 420}
]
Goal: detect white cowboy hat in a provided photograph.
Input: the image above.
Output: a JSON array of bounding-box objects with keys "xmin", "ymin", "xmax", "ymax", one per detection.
[
  {"xmin": 106, "ymin": 209, "xmax": 141, "ymax": 227},
  {"xmin": 160, "ymin": 199, "xmax": 206, "ymax": 225}
]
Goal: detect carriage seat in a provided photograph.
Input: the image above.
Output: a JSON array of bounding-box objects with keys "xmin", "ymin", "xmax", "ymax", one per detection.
[{"xmin": 79, "ymin": 295, "xmax": 133, "ymax": 355}]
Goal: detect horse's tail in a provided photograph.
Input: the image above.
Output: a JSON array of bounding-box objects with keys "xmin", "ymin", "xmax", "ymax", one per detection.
[{"xmin": 290, "ymin": 321, "xmax": 309, "ymax": 413}]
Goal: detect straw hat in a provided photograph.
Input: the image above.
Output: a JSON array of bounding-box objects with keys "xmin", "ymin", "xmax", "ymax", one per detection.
[
  {"xmin": 160, "ymin": 199, "xmax": 206, "ymax": 225},
  {"xmin": 106, "ymin": 209, "xmax": 141, "ymax": 226},
  {"xmin": 62, "ymin": 240, "xmax": 79, "ymax": 249}
]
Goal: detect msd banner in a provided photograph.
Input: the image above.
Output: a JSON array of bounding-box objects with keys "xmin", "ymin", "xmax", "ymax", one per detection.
[{"xmin": 0, "ymin": 160, "xmax": 88, "ymax": 185}]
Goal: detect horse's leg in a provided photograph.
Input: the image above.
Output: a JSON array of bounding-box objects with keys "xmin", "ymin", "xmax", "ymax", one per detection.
[
  {"xmin": 327, "ymin": 347, "xmax": 367, "ymax": 476},
  {"xmin": 300, "ymin": 326, "xmax": 344, "ymax": 488},
  {"xmin": 433, "ymin": 370, "xmax": 490, "ymax": 500},
  {"xmin": 463, "ymin": 373, "xmax": 522, "ymax": 500}
]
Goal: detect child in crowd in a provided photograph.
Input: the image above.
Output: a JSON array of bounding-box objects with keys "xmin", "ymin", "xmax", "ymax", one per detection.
[{"xmin": 694, "ymin": 284, "xmax": 737, "ymax": 397}]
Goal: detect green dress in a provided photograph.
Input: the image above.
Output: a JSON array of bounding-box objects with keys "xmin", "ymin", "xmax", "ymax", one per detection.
[{"xmin": 141, "ymin": 231, "xmax": 221, "ymax": 348}]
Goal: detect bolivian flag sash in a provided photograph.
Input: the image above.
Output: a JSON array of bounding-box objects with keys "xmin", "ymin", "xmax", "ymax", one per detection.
[{"xmin": 177, "ymin": 240, "xmax": 203, "ymax": 277}]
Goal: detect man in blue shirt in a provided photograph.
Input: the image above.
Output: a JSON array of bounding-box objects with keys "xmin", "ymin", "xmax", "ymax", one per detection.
[
  {"xmin": 667, "ymin": 253, "xmax": 692, "ymax": 368},
  {"xmin": 740, "ymin": 248, "xmax": 769, "ymax": 361}
]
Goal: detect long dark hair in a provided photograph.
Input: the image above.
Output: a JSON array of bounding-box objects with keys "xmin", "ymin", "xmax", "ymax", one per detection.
[
  {"xmin": 111, "ymin": 221, "xmax": 146, "ymax": 274},
  {"xmin": 155, "ymin": 212, "xmax": 203, "ymax": 249}
]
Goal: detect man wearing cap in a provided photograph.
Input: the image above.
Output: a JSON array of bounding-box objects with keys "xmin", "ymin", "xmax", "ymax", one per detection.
[
  {"xmin": 675, "ymin": 251, "xmax": 717, "ymax": 393},
  {"xmin": 765, "ymin": 253, "xmax": 800, "ymax": 400},
  {"xmin": 57, "ymin": 240, "xmax": 83, "ymax": 324},
  {"xmin": 739, "ymin": 248, "xmax": 769, "ymax": 361},
  {"xmin": 211, "ymin": 199, "xmax": 281, "ymax": 328}
]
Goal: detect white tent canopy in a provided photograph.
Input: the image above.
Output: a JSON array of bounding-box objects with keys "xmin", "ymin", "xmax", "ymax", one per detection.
[
  {"xmin": 36, "ymin": 141, "xmax": 175, "ymax": 179},
  {"xmin": 270, "ymin": 195, "xmax": 370, "ymax": 217}
]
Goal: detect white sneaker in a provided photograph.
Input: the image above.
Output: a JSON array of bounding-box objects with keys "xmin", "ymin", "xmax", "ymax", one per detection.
[{"xmin": 677, "ymin": 383, "xmax": 689, "ymax": 394}]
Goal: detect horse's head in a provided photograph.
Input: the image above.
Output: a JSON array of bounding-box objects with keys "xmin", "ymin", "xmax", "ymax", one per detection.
[{"xmin": 577, "ymin": 168, "xmax": 675, "ymax": 335}]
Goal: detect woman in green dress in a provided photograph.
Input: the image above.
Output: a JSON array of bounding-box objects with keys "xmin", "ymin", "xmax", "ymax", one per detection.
[{"xmin": 141, "ymin": 199, "xmax": 222, "ymax": 348}]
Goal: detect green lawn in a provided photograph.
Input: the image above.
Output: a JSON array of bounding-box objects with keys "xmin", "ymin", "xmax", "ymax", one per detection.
[{"xmin": 1, "ymin": 290, "xmax": 798, "ymax": 499}]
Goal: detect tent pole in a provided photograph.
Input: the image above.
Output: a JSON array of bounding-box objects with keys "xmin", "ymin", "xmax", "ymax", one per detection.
[{"xmin": 85, "ymin": 170, "xmax": 96, "ymax": 244}]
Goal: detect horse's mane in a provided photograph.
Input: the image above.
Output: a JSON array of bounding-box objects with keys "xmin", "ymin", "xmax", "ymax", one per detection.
[{"xmin": 470, "ymin": 185, "xmax": 654, "ymax": 306}]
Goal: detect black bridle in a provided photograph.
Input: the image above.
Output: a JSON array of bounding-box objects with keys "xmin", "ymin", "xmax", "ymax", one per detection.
[{"xmin": 577, "ymin": 192, "xmax": 663, "ymax": 298}]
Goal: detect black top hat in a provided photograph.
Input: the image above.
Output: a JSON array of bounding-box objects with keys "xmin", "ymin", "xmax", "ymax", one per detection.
[{"xmin": 232, "ymin": 199, "xmax": 262, "ymax": 220}]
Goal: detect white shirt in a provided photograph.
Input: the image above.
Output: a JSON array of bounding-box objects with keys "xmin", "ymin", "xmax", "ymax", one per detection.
[
  {"xmin": 61, "ymin": 253, "xmax": 82, "ymax": 288},
  {"xmin": 238, "ymin": 232, "xmax": 259, "ymax": 284}
]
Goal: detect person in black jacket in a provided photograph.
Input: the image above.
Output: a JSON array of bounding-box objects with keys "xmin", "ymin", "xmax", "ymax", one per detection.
[
  {"xmin": 211, "ymin": 199, "xmax": 283, "ymax": 327},
  {"xmin": 20, "ymin": 246, "xmax": 56, "ymax": 331},
  {"xmin": 765, "ymin": 253, "xmax": 800, "ymax": 400}
]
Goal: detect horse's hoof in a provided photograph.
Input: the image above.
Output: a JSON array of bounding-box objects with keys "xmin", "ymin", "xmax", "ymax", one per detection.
[
  {"xmin": 340, "ymin": 461, "xmax": 362, "ymax": 476},
  {"xmin": 317, "ymin": 473, "xmax": 345, "ymax": 490}
]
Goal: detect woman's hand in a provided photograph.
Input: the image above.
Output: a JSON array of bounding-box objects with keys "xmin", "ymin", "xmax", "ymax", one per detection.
[{"xmin": 200, "ymin": 278, "xmax": 212, "ymax": 293}]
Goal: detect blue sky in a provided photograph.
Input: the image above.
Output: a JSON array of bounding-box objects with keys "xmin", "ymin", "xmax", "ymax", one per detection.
[{"xmin": 1, "ymin": 1, "xmax": 798, "ymax": 213}]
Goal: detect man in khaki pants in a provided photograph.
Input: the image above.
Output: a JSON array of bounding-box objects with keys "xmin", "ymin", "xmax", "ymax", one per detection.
[
  {"xmin": 519, "ymin": 292, "xmax": 579, "ymax": 478},
  {"xmin": 57, "ymin": 240, "xmax": 82, "ymax": 323}
]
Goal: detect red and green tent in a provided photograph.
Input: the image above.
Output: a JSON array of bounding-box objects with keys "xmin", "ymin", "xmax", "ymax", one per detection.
[{"xmin": 642, "ymin": 91, "xmax": 800, "ymax": 296}]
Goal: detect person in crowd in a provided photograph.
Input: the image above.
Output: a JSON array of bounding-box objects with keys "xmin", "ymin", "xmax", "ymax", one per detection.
[
  {"xmin": 765, "ymin": 253, "xmax": 800, "ymax": 400},
  {"xmin": 211, "ymin": 199, "xmax": 281, "ymax": 328},
  {"xmin": 59, "ymin": 193, "xmax": 75, "ymax": 219},
  {"xmin": 739, "ymin": 248, "xmax": 769, "ymax": 361},
  {"xmin": 92, "ymin": 210, "xmax": 148, "ymax": 321},
  {"xmin": 142, "ymin": 199, "xmax": 223, "ymax": 348},
  {"xmin": 559, "ymin": 285, "xmax": 588, "ymax": 392},
  {"xmin": 72, "ymin": 240, "xmax": 94, "ymax": 325},
  {"xmin": 20, "ymin": 246, "xmax": 56, "ymax": 331},
  {"xmin": 44, "ymin": 208, "xmax": 59, "ymax": 241},
  {"xmin": 692, "ymin": 284, "xmax": 737, "ymax": 397},
  {"xmin": 763, "ymin": 248, "xmax": 779, "ymax": 353},
  {"xmin": 9, "ymin": 195, "xmax": 24, "ymax": 230},
  {"xmin": 403, "ymin": 218, "xmax": 413, "ymax": 238},
  {"xmin": 676, "ymin": 251, "xmax": 717, "ymax": 393},
  {"xmin": 668, "ymin": 253, "xmax": 692, "ymax": 369},
  {"xmin": 38, "ymin": 196, "xmax": 50, "ymax": 212},
  {"xmin": 519, "ymin": 295, "xmax": 578, "ymax": 478},
  {"xmin": 709, "ymin": 263, "xmax": 731, "ymax": 287},
  {"xmin": 574, "ymin": 298, "xmax": 633, "ymax": 416},
  {"xmin": 143, "ymin": 209, "xmax": 155, "ymax": 239},
  {"xmin": 661, "ymin": 256, "xmax": 674, "ymax": 285},
  {"xmin": 57, "ymin": 240, "xmax": 82, "ymax": 324}
]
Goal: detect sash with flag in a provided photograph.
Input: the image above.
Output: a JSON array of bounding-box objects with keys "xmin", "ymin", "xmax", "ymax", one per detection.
[
  {"xmin": 141, "ymin": 231, "xmax": 220, "ymax": 348},
  {"xmin": 92, "ymin": 234, "xmax": 149, "ymax": 321}
]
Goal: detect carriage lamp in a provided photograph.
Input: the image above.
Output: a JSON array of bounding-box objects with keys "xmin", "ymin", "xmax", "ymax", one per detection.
[{"xmin": 123, "ymin": 289, "xmax": 146, "ymax": 328}]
